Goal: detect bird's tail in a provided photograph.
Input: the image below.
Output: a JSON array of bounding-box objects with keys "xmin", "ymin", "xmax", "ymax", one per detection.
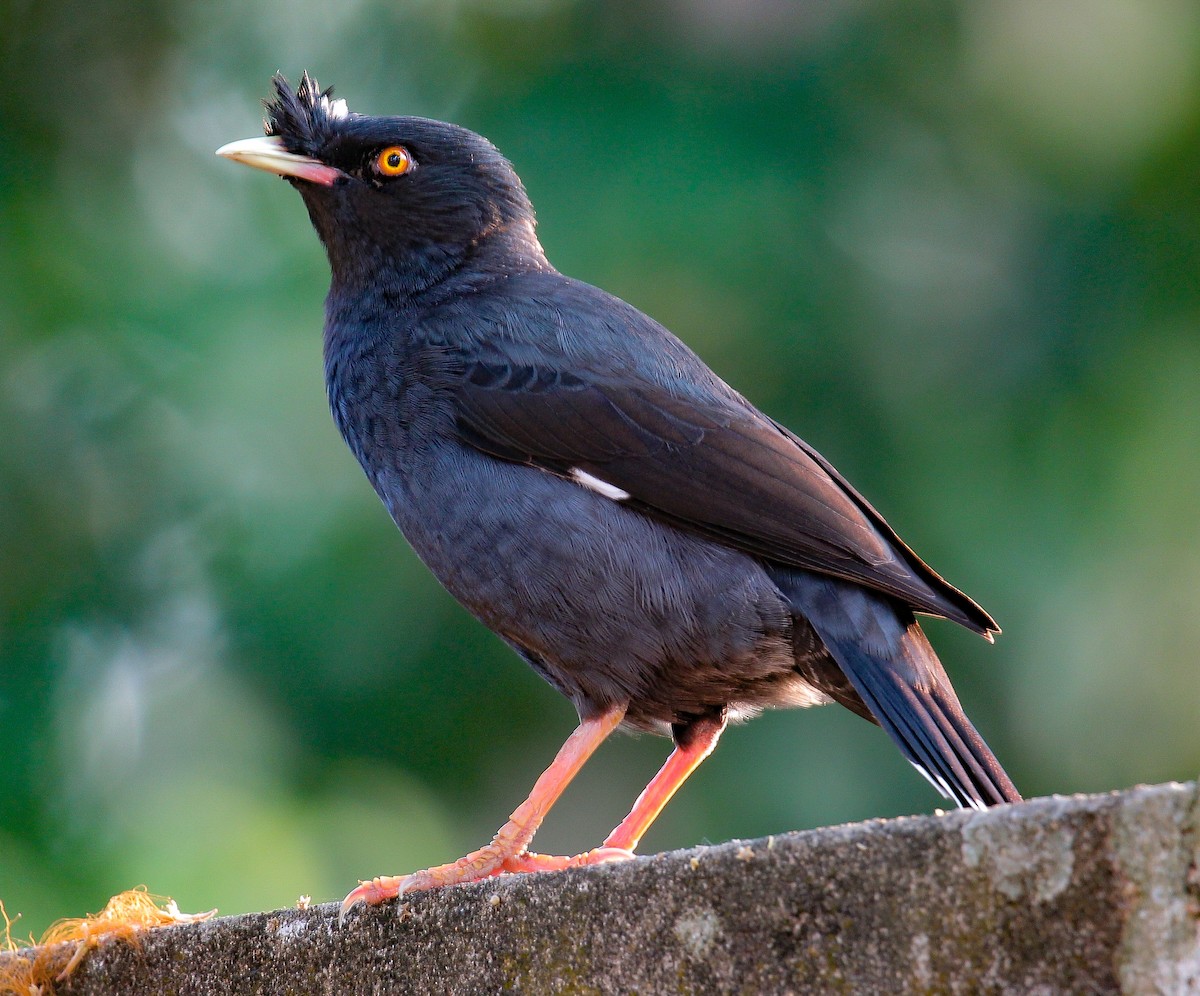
[{"xmin": 776, "ymin": 571, "xmax": 1021, "ymax": 810}]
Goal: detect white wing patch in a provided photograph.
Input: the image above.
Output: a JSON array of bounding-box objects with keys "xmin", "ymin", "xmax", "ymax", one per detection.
[{"xmin": 570, "ymin": 468, "xmax": 631, "ymax": 501}]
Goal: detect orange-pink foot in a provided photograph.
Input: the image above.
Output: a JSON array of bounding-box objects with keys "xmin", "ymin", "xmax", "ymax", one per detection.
[{"xmin": 339, "ymin": 844, "xmax": 634, "ymax": 923}]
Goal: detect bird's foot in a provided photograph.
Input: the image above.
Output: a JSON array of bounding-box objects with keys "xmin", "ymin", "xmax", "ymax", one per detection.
[
  {"xmin": 339, "ymin": 844, "xmax": 634, "ymax": 923},
  {"xmin": 498, "ymin": 845, "xmax": 635, "ymax": 875}
]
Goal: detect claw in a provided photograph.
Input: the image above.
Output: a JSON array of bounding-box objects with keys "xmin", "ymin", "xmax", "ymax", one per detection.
[
  {"xmin": 339, "ymin": 844, "xmax": 511, "ymax": 926},
  {"xmin": 339, "ymin": 875, "xmax": 408, "ymax": 926},
  {"xmin": 337, "ymin": 845, "xmax": 638, "ymax": 926}
]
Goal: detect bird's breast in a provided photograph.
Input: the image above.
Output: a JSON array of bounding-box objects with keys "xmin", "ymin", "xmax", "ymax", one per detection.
[
  {"xmin": 372, "ymin": 439, "xmax": 803, "ymax": 725},
  {"xmin": 322, "ymin": 314, "xmax": 446, "ymax": 492}
]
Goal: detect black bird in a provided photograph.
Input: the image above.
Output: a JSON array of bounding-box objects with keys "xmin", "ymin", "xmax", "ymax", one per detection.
[{"xmin": 218, "ymin": 73, "xmax": 1021, "ymax": 916}]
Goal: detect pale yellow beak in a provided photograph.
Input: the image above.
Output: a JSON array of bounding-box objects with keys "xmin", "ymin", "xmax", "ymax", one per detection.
[{"xmin": 216, "ymin": 135, "xmax": 341, "ymax": 187}]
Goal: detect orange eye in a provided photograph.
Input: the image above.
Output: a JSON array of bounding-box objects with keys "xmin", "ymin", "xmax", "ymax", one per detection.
[{"xmin": 374, "ymin": 145, "xmax": 412, "ymax": 176}]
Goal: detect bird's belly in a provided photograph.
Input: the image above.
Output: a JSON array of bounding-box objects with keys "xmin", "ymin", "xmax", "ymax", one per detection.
[{"xmin": 374, "ymin": 445, "xmax": 811, "ymax": 727}]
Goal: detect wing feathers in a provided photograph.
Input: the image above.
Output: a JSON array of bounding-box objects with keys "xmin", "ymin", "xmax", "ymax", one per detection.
[{"xmin": 440, "ymin": 339, "xmax": 996, "ymax": 635}]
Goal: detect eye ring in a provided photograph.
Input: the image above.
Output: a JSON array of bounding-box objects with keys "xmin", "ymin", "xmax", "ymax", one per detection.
[{"xmin": 374, "ymin": 145, "xmax": 413, "ymax": 177}]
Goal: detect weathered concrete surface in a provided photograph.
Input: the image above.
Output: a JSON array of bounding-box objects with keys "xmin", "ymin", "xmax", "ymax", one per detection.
[{"xmin": 10, "ymin": 781, "xmax": 1199, "ymax": 994}]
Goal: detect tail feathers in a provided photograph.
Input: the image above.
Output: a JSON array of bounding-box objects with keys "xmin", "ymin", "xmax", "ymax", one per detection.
[
  {"xmin": 779, "ymin": 571, "xmax": 1021, "ymax": 810},
  {"xmin": 846, "ymin": 659, "xmax": 1020, "ymax": 809}
]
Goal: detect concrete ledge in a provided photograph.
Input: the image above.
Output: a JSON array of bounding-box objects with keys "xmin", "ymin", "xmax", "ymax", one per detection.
[{"xmin": 11, "ymin": 781, "xmax": 1199, "ymax": 994}]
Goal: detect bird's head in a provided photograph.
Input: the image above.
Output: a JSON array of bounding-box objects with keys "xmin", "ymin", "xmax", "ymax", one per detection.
[{"xmin": 218, "ymin": 73, "xmax": 544, "ymax": 294}]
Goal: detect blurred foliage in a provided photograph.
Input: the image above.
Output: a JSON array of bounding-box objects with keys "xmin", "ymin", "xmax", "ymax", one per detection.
[{"xmin": 3, "ymin": 0, "xmax": 1200, "ymax": 935}]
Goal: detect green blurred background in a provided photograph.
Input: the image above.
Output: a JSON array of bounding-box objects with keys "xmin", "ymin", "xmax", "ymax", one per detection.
[{"xmin": 3, "ymin": 0, "xmax": 1199, "ymax": 935}]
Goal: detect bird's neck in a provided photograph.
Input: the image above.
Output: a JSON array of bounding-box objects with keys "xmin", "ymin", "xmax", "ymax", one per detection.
[
  {"xmin": 321, "ymin": 220, "xmax": 556, "ymax": 393},
  {"xmin": 325, "ymin": 219, "xmax": 551, "ymax": 309}
]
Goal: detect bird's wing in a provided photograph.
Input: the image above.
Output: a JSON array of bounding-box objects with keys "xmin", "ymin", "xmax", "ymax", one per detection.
[{"xmin": 441, "ymin": 344, "xmax": 996, "ymax": 636}]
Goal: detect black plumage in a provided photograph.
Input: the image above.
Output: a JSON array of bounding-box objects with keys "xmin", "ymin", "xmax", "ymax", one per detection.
[{"xmin": 218, "ymin": 73, "xmax": 1020, "ymax": 909}]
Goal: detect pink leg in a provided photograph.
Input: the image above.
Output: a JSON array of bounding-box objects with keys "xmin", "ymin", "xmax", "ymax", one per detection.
[
  {"xmin": 603, "ymin": 712, "xmax": 726, "ymax": 852},
  {"xmin": 341, "ymin": 706, "xmax": 627, "ymax": 919}
]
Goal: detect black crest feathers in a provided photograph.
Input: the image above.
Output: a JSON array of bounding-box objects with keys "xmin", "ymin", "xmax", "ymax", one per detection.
[{"xmin": 263, "ymin": 72, "xmax": 349, "ymax": 156}]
